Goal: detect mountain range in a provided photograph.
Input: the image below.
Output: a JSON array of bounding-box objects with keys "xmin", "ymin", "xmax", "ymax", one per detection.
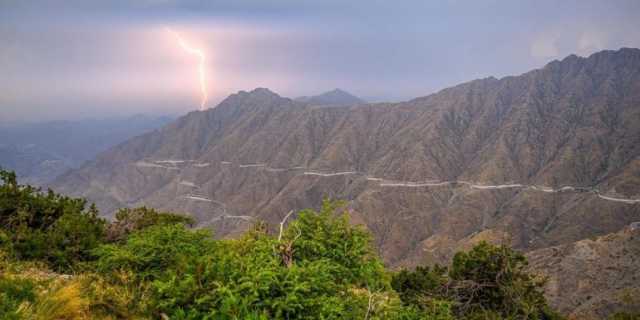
[
  {"xmin": 0, "ymin": 115, "xmax": 174, "ymax": 185},
  {"xmin": 51, "ymin": 48, "xmax": 640, "ymax": 316}
]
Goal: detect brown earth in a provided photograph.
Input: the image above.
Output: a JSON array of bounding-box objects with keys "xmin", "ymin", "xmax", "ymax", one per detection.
[{"xmin": 527, "ymin": 223, "xmax": 640, "ymax": 319}]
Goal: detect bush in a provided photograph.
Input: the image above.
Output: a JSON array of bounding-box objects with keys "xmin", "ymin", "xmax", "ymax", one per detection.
[
  {"xmin": 0, "ymin": 171, "xmax": 571, "ymax": 319},
  {"xmin": 94, "ymin": 224, "xmax": 214, "ymax": 280},
  {"xmin": 393, "ymin": 241, "xmax": 564, "ymax": 320},
  {"xmin": 106, "ymin": 207, "xmax": 194, "ymax": 242},
  {"xmin": 0, "ymin": 274, "xmax": 37, "ymax": 320},
  {"xmin": 0, "ymin": 252, "xmax": 90, "ymax": 320},
  {"xmin": 282, "ymin": 199, "xmax": 388, "ymax": 288},
  {"xmin": 391, "ymin": 265, "xmax": 448, "ymax": 308},
  {"xmin": 92, "ymin": 200, "xmax": 426, "ymax": 319},
  {"xmin": 0, "ymin": 169, "xmax": 106, "ymax": 272}
]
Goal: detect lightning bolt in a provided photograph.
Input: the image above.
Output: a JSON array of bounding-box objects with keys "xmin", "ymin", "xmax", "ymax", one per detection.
[{"xmin": 166, "ymin": 28, "xmax": 208, "ymax": 111}]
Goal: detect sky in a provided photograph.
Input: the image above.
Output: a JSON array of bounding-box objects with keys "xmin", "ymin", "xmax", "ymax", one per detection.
[{"xmin": 1, "ymin": 0, "xmax": 640, "ymax": 122}]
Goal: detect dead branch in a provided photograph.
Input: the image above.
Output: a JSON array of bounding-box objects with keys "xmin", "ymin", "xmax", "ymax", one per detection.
[{"xmin": 278, "ymin": 210, "xmax": 294, "ymax": 241}]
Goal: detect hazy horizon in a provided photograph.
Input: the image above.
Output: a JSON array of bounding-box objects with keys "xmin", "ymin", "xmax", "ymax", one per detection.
[{"xmin": 2, "ymin": 0, "xmax": 640, "ymax": 122}]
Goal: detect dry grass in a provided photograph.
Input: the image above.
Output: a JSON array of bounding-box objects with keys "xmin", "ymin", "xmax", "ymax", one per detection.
[{"xmin": 18, "ymin": 280, "xmax": 90, "ymax": 320}]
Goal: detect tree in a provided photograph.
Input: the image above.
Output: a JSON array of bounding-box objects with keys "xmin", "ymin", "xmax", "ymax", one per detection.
[
  {"xmin": 393, "ymin": 242, "xmax": 564, "ymax": 320},
  {"xmin": 106, "ymin": 206, "xmax": 194, "ymax": 242},
  {"xmin": 0, "ymin": 168, "xmax": 106, "ymax": 272}
]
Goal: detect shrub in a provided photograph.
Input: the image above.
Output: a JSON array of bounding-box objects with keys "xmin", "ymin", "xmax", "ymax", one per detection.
[
  {"xmin": 0, "ymin": 274, "xmax": 37, "ymax": 320},
  {"xmin": 283, "ymin": 199, "xmax": 387, "ymax": 289},
  {"xmin": 0, "ymin": 169, "xmax": 106, "ymax": 272},
  {"xmin": 393, "ymin": 242, "xmax": 564, "ymax": 320},
  {"xmin": 391, "ymin": 265, "xmax": 448, "ymax": 307},
  {"xmin": 106, "ymin": 207, "xmax": 194, "ymax": 242},
  {"xmin": 92, "ymin": 200, "xmax": 425, "ymax": 319},
  {"xmin": 18, "ymin": 280, "xmax": 90, "ymax": 320},
  {"xmin": 94, "ymin": 224, "xmax": 214, "ymax": 280}
]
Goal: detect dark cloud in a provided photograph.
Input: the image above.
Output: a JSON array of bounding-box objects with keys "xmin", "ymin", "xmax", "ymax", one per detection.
[{"xmin": 1, "ymin": 0, "xmax": 639, "ymax": 121}]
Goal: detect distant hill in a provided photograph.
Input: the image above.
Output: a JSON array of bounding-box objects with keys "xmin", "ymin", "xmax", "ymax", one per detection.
[
  {"xmin": 0, "ymin": 115, "xmax": 173, "ymax": 185},
  {"xmin": 295, "ymin": 88, "xmax": 365, "ymax": 106},
  {"xmin": 52, "ymin": 48, "xmax": 640, "ymax": 316}
]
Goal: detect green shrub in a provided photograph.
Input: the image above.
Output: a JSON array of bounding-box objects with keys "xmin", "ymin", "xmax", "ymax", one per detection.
[
  {"xmin": 282, "ymin": 199, "xmax": 388, "ymax": 288},
  {"xmin": 391, "ymin": 265, "xmax": 448, "ymax": 307},
  {"xmin": 0, "ymin": 274, "xmax": 37, "ymax": 320},
  {"xmin": 94, "ymin": 224, "xmax": 214, "ymax": 280},
  {"xmin": 0, "ymin": 169, "xmax": 106, "ymax": 272},
  {"xmin": 393, "ymin": 242, "xmax": 564, "ymax": 320},
  {"xmin": 106, "ymin": 207, "xmax": 194, "ymax": 242},
  {"xmin": 0, "ymin": 171, "xmax": 572, "ymax": 319},
  {"xmin": 92, "ymin": 200, "xmax": 425, "ymax": 319}
]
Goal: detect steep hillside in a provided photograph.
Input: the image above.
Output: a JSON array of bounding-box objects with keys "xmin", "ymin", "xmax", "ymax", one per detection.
[
  {"xmin": 53, "ymin": 48, "xmax": 640, "ymax": 269},
  {"xmin": 527, "ymin": 222, "xmax": 640, "ymax": 319}
]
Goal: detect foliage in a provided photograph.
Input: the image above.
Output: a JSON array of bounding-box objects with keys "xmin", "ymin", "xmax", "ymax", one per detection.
[
  {"xmin": 283, "ymin": 199, "xmax": 388, "ymax": 288},
  {"xmin": 91, "ymin": 200, "xmax": 422, "ymax": 319},
  {"xmin": 17, "ymin": 280, "xmax": 90, "ymax": 320},
  {"xmin": 0, "ymin": 168, "xmax": 106, "ymax": 272},
  {"xmin": 392, "ymin": 265, "xmax": 448, "ymax": 307},
  {"xmin": 0, "ymin": 273, "xmax": 37, "ymax": 320},
  {"xmin": 392, "ymin": 241, "xmax": 564, "ymax": 320},
  {"xmin": 0, "ymin": 252, "xmax": 90, "ymax": 320},
  {"xmin": 0, "ymin": 170, "xmax": 573, "ymax": 319},
  {"xmin": 106, "ymin": 206, "xmax": 194, "ymax": 242}
]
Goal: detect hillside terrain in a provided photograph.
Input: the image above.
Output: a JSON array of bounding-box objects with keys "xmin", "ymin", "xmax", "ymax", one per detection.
[
  {"xmin": 52, "ymin": 48, "xmax": 640, "ymax": 315},
  {"xmin": 527, "ymin": 223, "xmax": 640, "ymax": 319}
]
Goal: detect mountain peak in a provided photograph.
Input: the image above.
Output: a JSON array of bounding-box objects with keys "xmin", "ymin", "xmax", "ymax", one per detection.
[
  {"xmin": 213, "ymin": 87, "xmax": 289, "ymax": 110},
  {"xmin": 244, "ymin": 87, "xmax": 281, "ymax": 98},
  {"xmin": 295, "ymin": 88, "xmax": 365, "ymax": 106}
]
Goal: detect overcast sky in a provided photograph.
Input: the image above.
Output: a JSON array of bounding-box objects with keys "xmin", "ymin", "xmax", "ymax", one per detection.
[{"xmin": 1, "ymin": 0, "xmax": 639, "ymax": 122}]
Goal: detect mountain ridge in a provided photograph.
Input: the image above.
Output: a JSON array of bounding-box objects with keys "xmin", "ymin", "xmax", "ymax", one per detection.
[{"xmin": 52, "ymin": 48, "xmax": 640, "ymax": 276}]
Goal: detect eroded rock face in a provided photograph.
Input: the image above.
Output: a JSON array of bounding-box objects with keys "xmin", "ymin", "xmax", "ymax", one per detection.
[
  {"xmin": 527, "ymin": 224, "xmax": 640, "ymax": 319},
  {"xmin": 53, "ymin": 48, "xmax": 640, "ymax": 269}
]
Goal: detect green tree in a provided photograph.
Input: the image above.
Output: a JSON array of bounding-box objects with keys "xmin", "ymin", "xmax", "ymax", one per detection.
[
  {"xmin": 0, "ymin": 168, "xmax": 106, "ymax": 272},
  {"xmin": 393, "ymin": 242, "xmax": 563, "ymax": 320},
  {"xmin": 93, "ymin": 200, "xmax": 428, "ymax": 319},
  {"xmin": 106, "ymin": 206, "xmax": 194, "ymax": 242}
]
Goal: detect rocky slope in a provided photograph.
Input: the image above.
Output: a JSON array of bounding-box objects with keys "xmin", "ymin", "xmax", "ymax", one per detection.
[
  {"xmin": 527, "ymin": 222, "xmax": 640, "ymax": 319},
  {"xmin": 53, "ymin": 48, "xmax": 640, "ymax": 271}
]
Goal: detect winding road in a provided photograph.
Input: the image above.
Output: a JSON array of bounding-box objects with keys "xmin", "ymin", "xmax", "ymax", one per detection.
[{"xmin": 140, "ymin": 159, "xmax": 640, "ymax": 205}]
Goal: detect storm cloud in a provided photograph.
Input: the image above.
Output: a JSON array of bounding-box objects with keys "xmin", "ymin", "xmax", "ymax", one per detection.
[{"xmin": 1, "ymin": 0, "xmax": 639, "ymax": 121}]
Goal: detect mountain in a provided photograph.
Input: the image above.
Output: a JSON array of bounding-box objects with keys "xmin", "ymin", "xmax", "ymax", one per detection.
[
  {"xmin": 295, "ymin": 88, "xmax": 365, "ymax": 106},
  {"xmin": 0, "ymin": 115, "xmax": 174, "ymax": 185},
  {"xmin": 51, "ymin": 49, "xmax": 640, "ymax": 315}
]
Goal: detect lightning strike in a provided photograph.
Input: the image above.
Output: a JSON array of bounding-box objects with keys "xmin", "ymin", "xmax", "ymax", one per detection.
[{"xmin": 166, "ymin": 28, "xmax": 208, "ymax": 110}]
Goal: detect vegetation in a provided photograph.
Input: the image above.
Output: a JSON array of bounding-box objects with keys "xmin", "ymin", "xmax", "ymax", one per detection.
[
  {"xmin": 391, "ymin": 243, "xmax": 562, "ymax": 319},
  {"xmin": 0, "ymin": 168, "xmax": 567, "ymax": 319},
  {"xmin": 0, "ymin": 169, "xmax": 105, "ymax": 272}
]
